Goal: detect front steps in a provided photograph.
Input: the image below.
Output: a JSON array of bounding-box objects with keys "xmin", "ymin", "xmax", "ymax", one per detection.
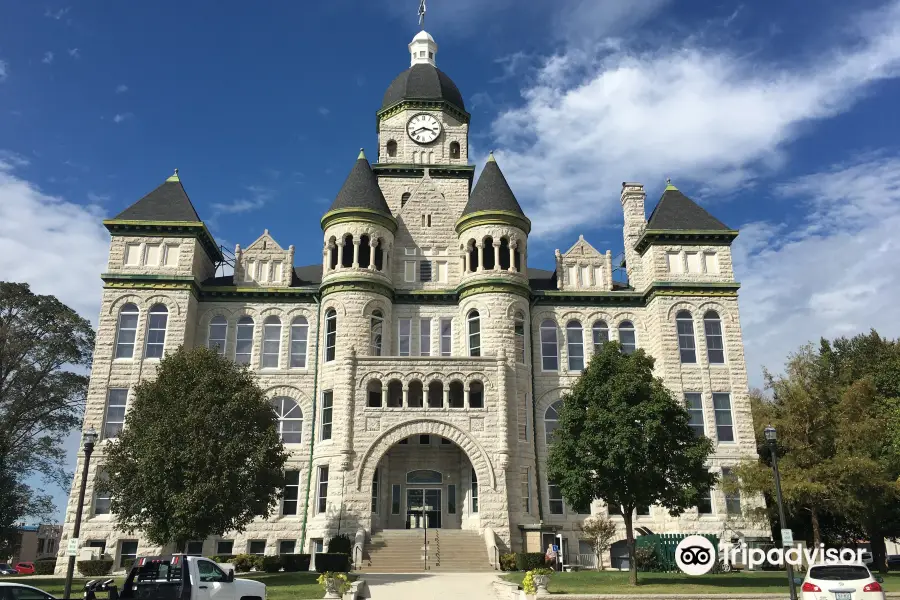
[{"xmin": 357, "ymin": 529, "xmax": 496, "ymax": 573}]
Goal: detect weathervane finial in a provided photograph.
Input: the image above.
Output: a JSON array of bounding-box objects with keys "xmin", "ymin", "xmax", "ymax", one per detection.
[{"xmin": 418, "ymin": 0, "xmax": 426, "ymax": 29}]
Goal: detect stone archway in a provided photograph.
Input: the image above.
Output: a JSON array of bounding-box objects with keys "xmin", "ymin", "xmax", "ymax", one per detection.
[{"xmin": 355, "ymin": 418, "xmax": 497, "ymax": 492}]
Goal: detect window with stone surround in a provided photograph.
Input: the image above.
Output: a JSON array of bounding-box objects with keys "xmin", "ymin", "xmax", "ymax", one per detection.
[
  {"xmin": 114, "ymin": 303, "xmax": 139, "ymax": 359},
  {"xmin": 387, "ymin": 140, "xmax": 397, "ymax": 157},
  {"xmin": 371, "ymin": 469, "xmax": 379, "ymax": 513},
  {"xmin": 448, "ymin": 380, "xmax": 464, "ymax": 408},
  {"xmin": 518, "ymin": 394, "xmax": 528, "ymax": 441},
  {"xmin": 324, "ymin": 309, "xmax": 336, "ymax": 362},
  {"xmin": 427, "ymin": 380, "xmax": 443, "ymax": 408},
  {"xmin": 248, "ymin": 540, "xmax": 266, "ymax": 555},
  {"xmin": 387, "ymin": 380, "xmax": 403, "ymax": 407},
  {"xmin": 545, "ymin": 401, "xmax": 561, "ymax": 446},
  {"xmin": 420, "ymin": 318, "xmax": 431, "ymax": 356},
  {"xmin": 271, "ymin": 397, "xmax": 302, "ymax": 443},
  {"xmin": 398, "ymin": 318, "xmax": 411, "ymax": 356},
  {"xmin": 514, "ymin": 311, "xmax": 526, "ymax": 363},
  {"xmin": 713, "ymin": 393, "xmax": 735, "ymax": 442},
  {"xmin": 367, "ymin": 380, "xmax": 383, "ymax": 407},
  {"xmin": 722, "ymin": 467, "xmax": 741, "ymax": 514},
  {"xmin": 618, "ymin": 321, "xmax": 636, "ymax": 354},
  {"xmin": 521, "ymin": 468, "xmax": 531, "ymax": 514},
  {"xmin": 566, "ymin": 320, "xmax": 584, "ymax": 371},
  {"xmin": 235, "ymin": 316, "xmax": 254, "ymax": 364},
  {"xmin": 261, "ymin": 316, "xmax": 282, "ymax": 368},
  {"xmin": 216, "ymin": 540, "xmax": 234, "ymax": 555},
  {"xmin": 685, "ymin": 393, "xmax": 705, "ymax": 437},
  {"xmin": 208, "ymin": 316, "xmax": 227, "ymax": 355},
  {"xmin": 592, "ymin": 320, "xmax": 609, "ymax": 353},
  {"xmin": 316, "ymin": 466, "xmax": 329, "ymax": 514},
  {"xmin": 119, "ymin": 540, "xmax": 138, "ymax": 567},
  {"xmin": 548, "ymin": 480, "xmax": 564, "ymax": 515},
  {"xmin": 676, "ymin": 310, "xmax": 697, "ymax": 363},
  {"xmin": 290, "ymin": 317, "xmax": 309, "ymax": 367},
  {"xmin": 320, "ymin": 391, "xmax": 333, "ymax": 440},
  {"xmin": 94, "ymin": 468, "xmax": 111, "ymax": 515},
  {"xmin": 278, "ymin": 540, "xmax": 296, "ymax": 554},
  {"xmin": 408, "ymin": 380, "xmax": 424, "ymax": 408},
  {"xmin": 468, "ymin": 380, "xmax": 484, "ymax": 408},
  {"xmin": 467, "ymin": 310, "xmax": 481, "ymax": 357},
  {"xmin": 103, "ymin": 389, "xmax": 128, "ymax": 439},
  {"xmin": 449, "ymin": 141, "xmax": 460, "ymax": 159},
  {"xmin": 420, "ymin": 259, "xmax": 432, "ymax": 280},
  {"xmin": 440, "ymin": 318, "xmax": 452, "ymax": 356},
  {"xmin": 540, "ymin": 320, "xmax": 559, "ymax": 371},
  {"xmin": 281, "ymin": 470, "xmax": 299, "ymax": 515},
  {"xmin": 371, "ymin": 311, "xmax": 384, "ymax": 356},
  {"xmin": 144, "ymin": 304, "xmax": 168, "ymax": 359},
  {"xmin": 471, "ymin": 471, "xmax": 479, "ymax": 513},
  {"xmin": 697, "ymin": 484, "xmax": 713, "ymax": 515},
  {"xmin": 704, "ymin": 311, "xmax": 725, "ymax": 363}
]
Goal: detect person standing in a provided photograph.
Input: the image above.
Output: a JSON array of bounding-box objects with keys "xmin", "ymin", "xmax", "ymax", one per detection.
[{"xmin": 546, "ymin": 543, "xmax": 558, "ymax": 570}]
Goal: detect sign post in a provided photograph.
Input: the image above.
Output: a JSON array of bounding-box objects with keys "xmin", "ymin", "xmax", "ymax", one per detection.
[
  {"xmin": 781, "ymin": 529, "xmax": 794, "ymax": 548},
  {"xmin": 67, "ymin": 538, "xmax": 79, "ymax": 557}
]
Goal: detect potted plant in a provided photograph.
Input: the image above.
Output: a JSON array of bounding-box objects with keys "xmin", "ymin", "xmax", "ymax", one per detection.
[
  {"xmin": 523, "ymin": 567, "xmax": 553, "ymax": 597},
  {"xmin": 317, "ymin": 571, "xmax": 350, "ymax": 599}
]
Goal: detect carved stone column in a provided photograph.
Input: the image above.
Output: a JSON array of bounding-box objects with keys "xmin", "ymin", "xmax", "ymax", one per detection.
[
  {"xmin": 476, "ymin": 242, "xmax": 484, "ymax": 272},
  {"xmin": 509, "ymin": 241, "xmax": 518, "ymax": 273},
  {"xmin": 493, "ymin": 240, "xmax": 501, "ymax": 271},
  {"xmin": 352, "ymin": 239, "xmax": 361, "ymax": 269}
]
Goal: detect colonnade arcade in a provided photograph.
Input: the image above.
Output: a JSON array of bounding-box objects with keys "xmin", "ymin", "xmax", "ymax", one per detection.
[
  {"xmin": 463, "ymin": 235, "xmax": 525, "ymax": 273},
  {"xmin": 324, "ymin": 233, "xmax": 390, "ymax": 273}
]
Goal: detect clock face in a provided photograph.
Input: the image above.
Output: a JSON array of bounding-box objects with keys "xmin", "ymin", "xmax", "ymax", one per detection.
[{"xmin": 407, "ymin": 113, "xmax": 442, "ymax": 144}]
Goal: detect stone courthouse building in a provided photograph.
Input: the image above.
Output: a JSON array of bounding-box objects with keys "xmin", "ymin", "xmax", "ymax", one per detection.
[{"xmin": 60, "ymin": 28, "xmax": 763, "ymax": 570}]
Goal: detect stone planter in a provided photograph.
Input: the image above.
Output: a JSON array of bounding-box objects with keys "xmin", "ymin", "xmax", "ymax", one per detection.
[
  {"xmin": 322, "ymin": 577, "xmax": 342, "ymax": 599},
  {"xmin": 533, "ymin": 574, "xmax": 550, "ymax": 597}
]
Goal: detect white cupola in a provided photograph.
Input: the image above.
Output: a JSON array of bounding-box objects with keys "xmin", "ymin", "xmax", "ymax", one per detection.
[{"xmin": 409, "ymin": 30, "xmax": 437, "ymax": 67}]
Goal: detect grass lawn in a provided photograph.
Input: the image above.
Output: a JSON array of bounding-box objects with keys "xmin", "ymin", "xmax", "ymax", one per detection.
[
  {"xmin": 9, "ymin": 572, "xmax": 354, "ymax": 600},
  {"xmin": 501, "ymin": 570, "xmax": 900, "ymax": 594}
]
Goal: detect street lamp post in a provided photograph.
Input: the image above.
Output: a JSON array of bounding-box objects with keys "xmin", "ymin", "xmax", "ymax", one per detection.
[
  {"xmin": 765, "ymin": 425, "xmax": 797, "ymax": 600},
  {"xmin": 63, "ymin": 427, "xmax": 98, "ymax": 600}
]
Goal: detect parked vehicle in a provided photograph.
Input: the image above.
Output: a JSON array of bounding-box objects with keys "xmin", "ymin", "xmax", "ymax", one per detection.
[
  {"xmin": 0, "ymin": 582, "xmax": 57, "ymax": 599},
  {"xmin": 795, "ymin": 563, "xmax": 885, "ymax": 599},
  {"xmin": 14, "ymin": 563, "xmax": 35, "ymax": 575},
  {"xmin": 886, "ymin": 555, "xmax": 900, "ymax": 570},
  {"xmin": 0, "ymin": 565, "xmax": 18, "ymax": 576}
]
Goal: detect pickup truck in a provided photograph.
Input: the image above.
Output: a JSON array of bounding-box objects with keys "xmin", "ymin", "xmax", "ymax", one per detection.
[{"xmin": 83, "ymin": 555, "xmax": 265, "ymax": 600}]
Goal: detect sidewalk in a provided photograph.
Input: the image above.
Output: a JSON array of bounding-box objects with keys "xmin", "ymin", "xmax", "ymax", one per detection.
[{"xmin": 363, "ymin": 572, "xmax": 499, "ymax": 600}]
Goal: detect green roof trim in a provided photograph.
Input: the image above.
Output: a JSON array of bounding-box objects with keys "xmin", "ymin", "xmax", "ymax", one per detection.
[
  {"xmin": 320, "ymin": 207, "xmax": 399, "ymax": 233},
  {"xmin": 634, "ymin": 229, "xmax": 739, "ymax": 254},
  {"xmin": 376, "ymin": 99, "xmax": 470, "ymax": 130},
  {"xmin": 455, "ymin": 209, "xmax": 532, "ymax": 235},
  {"xmin": 320, "ymin": 278, "xmax": 395, "ymax": 300},
  {"xmin": 372, "ymin": 163, "xmax": 475, "ymax": 183},
  {"xmin": 457, "ymin": 277, "xmax": 530, "ymax": 301},
  {"xmin": 103, "ymin": 219, "xmax": 224, "ymax": 263}
]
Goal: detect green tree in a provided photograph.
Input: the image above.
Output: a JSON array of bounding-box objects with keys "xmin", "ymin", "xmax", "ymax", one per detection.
[
  {"xmin": 547, "ymin": 342, "xmax": 716, "ymax": 585},
  {"xmin": 105, "ymin": 346, "xmax": 289, "ymax": 550},
  {"xmin": 579, "ymin": 515, "xmax": 618, "ymax": 569},
  {"xmin": 0, "ymin": 282, "xmax": 94, "ymax": 555}
]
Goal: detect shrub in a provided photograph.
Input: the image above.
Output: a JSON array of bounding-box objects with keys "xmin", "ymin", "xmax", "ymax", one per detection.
[
  {"xmin": 499, "ymin": 553, "xmax": 517, "ymax": 571},
  {"xmin": 315, "ymin": 553, "xmax": 350, "ymax": 573},
  {"xmin": 230, "ymin": 554, "xmax": 256, "ymax": 573},
  {"xmin": 122, "ymin": 559, "xmax": 135, "ymax": 571},
  {"xmin": 281, "ymin": 554, "xmax": 311, "ymax": 572},
  {"xmin": 208, "ymin": 555, "xmax": 235, "ymax": 564},
  {"xmin": 34, "ymin": 560, "xmax": 57, "ymax": 575},
  {"xmin": 260, "ymin": 555, "xmax": 282, "ymax": 573},
  {"xmin": 634, "ymin": 546, "xmax": 661, "ymax": 572},
  {"xmin": 326, "ymin": 534, "xmax": 353, "ymax": 556},
  {"xmin": 77, "ymin": 560, "xmax": 114, "ymax": 576},
  {"xmin": 515, "ymin": 552, "xmax": 546, "ymax": 572}
]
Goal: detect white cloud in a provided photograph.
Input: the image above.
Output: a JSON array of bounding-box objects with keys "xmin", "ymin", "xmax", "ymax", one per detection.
[
  {"xmin": 0, "ymin": 150, "xmax": 30, "ymax": 169},
  {"xmin": 68, "ymin": 48, "xmax": 80, "ymax": 59},
  {"xmin": 112, "ymin": 112, "xmax": 132, "ymax": 124},
  {"xmin": 45, "ymin": 7, "xmax": 70, "ymax": 20},
  {"xmin": 115, "ymin": 84, "xmax": 128, "ymax": 94},
  {"xmin": 734, "ymin": 154, "xmax": 900, "ymax": 386},
  {"xmin": 0, "ymin": 60, "xmax": 8, "ymax": 82},
  {"xmin": 42, "ymin": 52, "xmax": 54, "ymax": 65},
  {"xmin": 318, "ymin": 107, "xmax": 330, "ymax": 116},
  {"xmin": 0, "ymin": 154, "xmax": 109, "ymax": 323},
  {"xmin": 210, "ymin": 185, "xmax": 275, "ymax": 215},
  {"xmin": 491, "ymin": 0, "xmax": 900, "ymax": 237}
]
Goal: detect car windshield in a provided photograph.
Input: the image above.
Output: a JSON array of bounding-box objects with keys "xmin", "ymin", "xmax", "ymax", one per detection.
[{"xmin": 810, "ymin": 565, "xmax": 871, "ymax": 580}]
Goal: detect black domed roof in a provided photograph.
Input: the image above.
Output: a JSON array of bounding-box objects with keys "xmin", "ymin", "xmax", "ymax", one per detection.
[{"xmin": 381, "ymin": 63, "xmax": 465, "ymax": 111}]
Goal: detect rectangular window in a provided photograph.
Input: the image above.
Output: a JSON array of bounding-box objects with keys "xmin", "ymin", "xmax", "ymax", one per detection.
[
  {"xmin": 279, "ymin": 540, "xmax": 295, "ymax": 554},
  {"xmin": 391, "ymin": 484, "xmax": 401, "ymax": 515},
  {"xmin": 419, "ymin": 434, "xmax": 430, "ymax": 445},
  {"xmin": 722, "ymin": 467, "xmax": 741, "ymax": 515},
  {"xmin": 521, "ymin": 468, "xmax": 530, "ymax": 514},
  {"xmin": 216, "ymin": 540, "xmax": 234, "ymax": 555},
  {"xmin": 580, "ymin": 265, "xmax": 591, "ymax": 286},
  {"xmin": 273, "ymin": 261, "xmax": 283, "ymax": 282},
  {"xmin": 637, "ymin": 505, "xmax": 651, "ymax": 516},
  {"xmin": 697, "ymin": 486, "xmax": 713, "ymax": 515},
  {"xmin": 686, "ymin": 251, "xmax": 702, "ymax": 273},
  {"xmin": 320, "ymin": 391, "xmax": 333, "ymax": 440},
  {"xmin": 257, "ymin": 261, "xmax": 269, "ymax": 283},
  {"xmin": 541, "ymin": 327, "xmax": 559, "ymax": 371},
  {"xmin": 208, "ymin": 319, "xmax": 227, "ymax": 355},
  {"xmin": 316, "ymin": 466, "xmax": 329, "ymax": 514},
  {"xmin": 419, "ymin": 318, "xmax": 431, "ymax": 356},
  {"xmin": 311, "ymin": 539, "xmax": 324, "ymax": 554},
  {"xmin": 245, "ymin": 261, "xmax": 256, "ymax": 282},
  {"xmin": 103, "ymin": 388, "xmax": 128, "ymax": 439},
  {"xmin": 666, "ymin": 251, "xmax": 682, "ymax": 273},
  {"xmin": 514, "ymin": 319, "xmax": 525, "ymax": 363},
  {"xmin": 163, "ymin": 244, "xmax": 180, "ymax": 267},
  {"xmin": 705, "ymin": 317, "xmax": 726, "ymax": 364},
  {"xmin": 124, "ymin": 243, "xmax": 142, "ymax": 266},
  {"xmin": 440, "ymin": 318, "xmax": 452, "ymax": 356},
  {"xmin": 677, "ymin": 318, "xmax": 697, "ymax": 363},
  {"xmin": 566, "ymin": 265, "xmax": 577, "ymax": 287},
  {"xmin": 436, "ymin": 261, "xmax": 447, "ymax": 282},
  {"xmin": 398, "ymin": 319, "xmax": 411, "ymax": 356},
  {"xmin": 371, "ymin": 469, "xmax": 378, "ymax": 513},
  {"xmin": 290, "ymin": 320, "xmax": 308, "ymax": 368},
  {"xmin": 548, "ymin": 480, "xmax": 564, "ymax": 515},
  {"xmin": 144, "ymin": 244, "xmax": 161, "ymax": 266},
  {"xmin": 448, "ymin": 484, "xmax": 457, "ymax": 514},
  {"xmin": 185, "ymin": 541, "xmax": 203, "ymax": 556},
  {"xmin": 471, "ymin": 471, "xmax": 479, "ymax": 513},
  {"xmin": 282, "ymin": 470, "xmax": 300, "ymax": 515},
  {"xmin": 703, "ymin": 252, "xmax": 719, "ymax": 274},
  {"xmin": 593, "ymin": 265, "xmax": 603, "ymax": 286},
  {"xmin": 713, "ymin": 393, "xmax": 735, "ymax": 442},
  {"xmin": 262, "ymin": 319, "xmax": 281, "ymax": 368},
  {"xmin": 248, "ymin": 540, "xmax": 266, "ymax": 555},
  {"xmin": 119, "ymin": 541, "xmax": 138, "ymax": 567},
  {"xmin": 420, "ymin": 261, "xmax": 432, "ymax": 282},
  {"xmin": 685, "ymin": 393, "xmax": 705, "ymax": 437},
  {"xmin": 94, "ymin": 469, "xmax": 111, "ymax": 515},
  {"xmin": 518, "ymin": 394, "xmax": 528, "ymax": 441},
  {"xmin": 404, "ymin": 261, "xmax": 416, "ymax": 282}
]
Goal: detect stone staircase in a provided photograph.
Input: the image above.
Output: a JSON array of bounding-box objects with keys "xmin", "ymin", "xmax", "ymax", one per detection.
[{"xmin": 357, "ymin": 529, "xmax": 496, "ymax": 573}]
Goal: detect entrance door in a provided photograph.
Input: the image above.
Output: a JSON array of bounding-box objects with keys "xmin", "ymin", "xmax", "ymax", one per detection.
[{"xmin": 406, "ymin": 488, "xmax": 442, "ymax": 529}]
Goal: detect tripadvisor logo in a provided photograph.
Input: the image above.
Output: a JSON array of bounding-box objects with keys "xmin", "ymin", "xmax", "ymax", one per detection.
[{"xmin": 674, "ymin": 535, "xmax": 868, "ymax": 576}]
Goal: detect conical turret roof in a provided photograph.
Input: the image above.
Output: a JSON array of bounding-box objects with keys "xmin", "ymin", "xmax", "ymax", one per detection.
[
  {"xmin": 113, "ymin": 170, "xmax": 201, "ymax": 222},
  {"xmin": 327, "ymin": 149, "xmax": 392, "ymax": 216},
  {"xmin": 646, "ymin": 182, "xmax": 730, "ymax": 230},
  {"xmin": 461, "ymin": 153, "xmax": 526, "ymax": 217}
]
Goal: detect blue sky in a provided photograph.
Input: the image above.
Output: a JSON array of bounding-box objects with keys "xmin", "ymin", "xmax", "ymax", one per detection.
[{"xmin": 3, "ymin": 0, "xmax": 900, "ymax": 520}]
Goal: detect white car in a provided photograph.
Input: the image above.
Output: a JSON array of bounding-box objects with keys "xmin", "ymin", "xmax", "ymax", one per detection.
[
  {"xmin": 0, "ymin": 582, "xmax": 57, "ymax": 600},
  {"xmin": 797, "ymin": 563, "xmax": 886, "ymax": 600}
]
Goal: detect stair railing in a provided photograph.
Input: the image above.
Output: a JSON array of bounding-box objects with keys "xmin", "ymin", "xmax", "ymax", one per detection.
[{"xmin": 434, "ymin": 529, "xmax": 441, "ymax": 567}]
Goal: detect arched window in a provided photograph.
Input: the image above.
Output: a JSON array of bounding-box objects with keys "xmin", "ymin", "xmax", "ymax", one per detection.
[
  {"xmin": 449, "ymin": 141, "xmax": 460, "ymax": 159},
  {"xmin": 467, "ymin": 310, "xmax": 481, "ymax": 357},
  {"xmin": 145, "ymin": 304, "xmax": 168, "ymax": 359},
  {"xmin": 514, "ymin": 244, "xmax": 522, "ymax": 272},
  {"xmin": 371, "ymin": 310, "xmax": 384, "ymax": 356},
  {"xmin": 676, "ymin": 310, "xmax": 696, "ymax": 363},
  {"xmin": 469, "ymin": 380, "xmax": 484, "ymax": 408},
  {"xmin": 401, "ymin": 192, "xmax": 411, "ymax": 208},
  {"xmin": 324, "ymin": 309, "xmax": 337, "ymax": 362},
  {"xmin": 367, "ymin": 380, "xmax": 383, "ymax": 408},
  {"xmin": 566, "ymin": 320, "xmax": 584, "ymax": 371},
  {"xmin": 482, "ymin": 236, "xmax": 495, "ymax": 270},
  {"xmin": 235, "ymin": 316, "xmax": 254, "ymax": 364},
  {"xmin": 704, "ymin": 311, "xmax": 725, "ymax": 364},
  {"xmin": 499, "ymin": 237, "xmax": 511, "ymax": 270},
  {"xmin": 115, "ymin": 303, "xmax": 139, "ymax": 359},
  {"xmin": 514, "ymin": 311, "xmax": 526, "ymax": 364},
  {"xmin": 374, "ymin": 238, "xmax": 384, "ymax": 271},
  {"xmin": 618, "ymin": 321, "xmax": 636, "ymax": 355},
  {"xmin": 449, "ymin": 380, "xmax": 464, "ymax": 408},
  {"xmin": 270, "ymin": 397, "xmax": 302, "ymax": 443},
  {"xmin": 207, "ymin": 315, "xmax": 227, "ymax": 355},
  {"xmin": 261, "ymin": 316, "xmax": 282, "ymax": 368},
  {"xmin": 592, "ymin": 320, "xmax": 609, "ymax": 353},
  {"xmin": 545, "ymin": 401, "xmax": 562, "ymax": 445},
  {"xmin": 290, "ymin": 316, "xmax": 308, "ymax": 368},
  {"xmin": 408, "ymin": 380, "xmax": 424, "ymax": 408},
  {"xmin": 428, "ymin": 381, "xmax": 443, "ymax": 408},
  {"xmin": 540, "ymin": 319, "xmax": 559, "ymax": 371},
  {"xmin": 359, "ymin": 234, "xmax": 371, "ymax": 268},
  {"xmin": 387, "ymin": 379, "xmax": 403, "ymax": 407},
  {"xmin": 386, "ymin": 140, "xmax": 397, "ymax": 157},
  {"xmin": 468, "ymin": 240, "xmax": 478, "ymax": 272},
  {"xmin": 341, "ymin": 235, "xmax": 353, "ymax": 268},
  {"xmin": 328, "ymin": 237, "xmax": 338, "ymax": 270}
]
